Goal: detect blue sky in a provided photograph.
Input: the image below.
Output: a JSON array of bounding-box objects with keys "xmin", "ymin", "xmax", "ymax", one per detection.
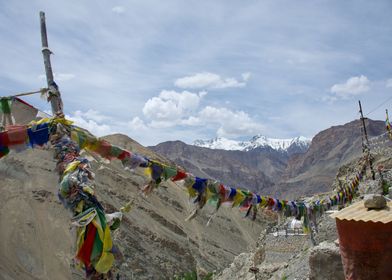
[{"xmin": 0, "ymin": 0, "xmax": 392, "ymax": 145}]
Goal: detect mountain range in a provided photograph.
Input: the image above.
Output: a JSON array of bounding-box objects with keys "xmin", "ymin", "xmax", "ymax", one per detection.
[
  {"xmin": 151, "ymin": 119, "xmax": 386, "ymax": 199},
  {"xmin": 193, "ymin": 135, "xmax": 311, "ymax": 154}
]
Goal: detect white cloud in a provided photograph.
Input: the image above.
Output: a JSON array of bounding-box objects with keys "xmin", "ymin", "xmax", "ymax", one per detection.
[
  {"xmin": 196, "ymin": 106, "xmax": 263, "ymax": 137},
  {"xmin": 181, "ymin": 116, "xmax": 202, "ymax": 126},
  {"xmin": 73, "ymin": 109, "xmax": 111, "ymax": 123},
  {"xmin": 128, "ymin": 116, "xmax": 148, "ymax": 131},
  {"xmin": 136, "ymin": 89, "xmax": 261, "ymax": 138},
  {"xmin": 112, "ymin": 6, "xmax": 125, "ymax": 14},
  {"xmin": 38, "ymin": 73, "xmax": 76, "ymax": 82},
  {"xmin": 174, "ymin": 72, "xmax": 250, "ymax": 89},
  {"xmin": 386, "ymin": 78, "xmax": 392, "ymax": 88},
  {"xmin": 330, "ymin": 75, "xmax": 370, "ymax": 98},
  {"xmin": 67, "ymin": 110, "xmax": 113, "ymax": 136},
  {"xmin": 142, "ymin": 90, "xmax": 206, "ymax": 123}
]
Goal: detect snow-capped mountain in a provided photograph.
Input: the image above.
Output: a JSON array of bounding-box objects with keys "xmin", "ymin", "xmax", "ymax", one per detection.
[{"xmin": 193, "ymin": 135, "xmax": 311, "ymax": 152}]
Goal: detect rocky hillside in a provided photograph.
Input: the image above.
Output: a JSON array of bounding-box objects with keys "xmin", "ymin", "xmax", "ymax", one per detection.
[
  {"xmin": 150, "ymin": 140, "xmax": 285, "ymax": 194},
  {"xmin": 277, "ymin": 119, "xmax": 386, "ymax": 198},
  {"xmin": 214, "ymin": 142, "xmax": 392, "ymax": 280},
  {"xmin": 151, "ymin": 119, "xmax": 386, "ymax": 198},
  {"xmin": 0, "ymin": 134, "xmax": 266, "ymax": 280}
]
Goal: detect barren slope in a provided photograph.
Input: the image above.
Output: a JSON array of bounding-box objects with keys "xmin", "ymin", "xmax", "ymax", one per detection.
[{"xmin": 0, "ymin": 135, "xmax": 265, "ymax": 280}]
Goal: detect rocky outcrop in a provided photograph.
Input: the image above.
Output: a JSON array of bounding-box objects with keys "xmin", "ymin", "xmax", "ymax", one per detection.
[
  {"xmin": 309, "ymin": 242, "xmax": 344, "ymax": 280},
  {"xmin": 277, "ymin": 119, "xmax": 385, "ymax": 198},
  {"xmin": 214, "ymin": 227, "xmax": 312, "ymax": 280}
]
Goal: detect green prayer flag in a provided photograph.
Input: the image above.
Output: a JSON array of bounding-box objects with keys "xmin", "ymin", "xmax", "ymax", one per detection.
[
  {"xmin": 110, "ymin": 145, "xmax": 123, "ymax": 158},
  {"xmin": 163, "ymin": 166, "xmax": 177, "ymax": 180},
  {"xmin": 91, "ymin": 231, "xmax": 103, "ymax": 263},
  {"xmin": 91, "ymin": 208, "xmax": 107, "ymax": 263},
  {"xmin": 0, "ymin": 98, "xmax": 12, "ymax": 114}
]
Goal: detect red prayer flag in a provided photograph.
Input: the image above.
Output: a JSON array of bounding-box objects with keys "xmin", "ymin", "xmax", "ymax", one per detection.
[{"xmin": 76, "ymin": 223, "xmax": 97, "ymax": 268}]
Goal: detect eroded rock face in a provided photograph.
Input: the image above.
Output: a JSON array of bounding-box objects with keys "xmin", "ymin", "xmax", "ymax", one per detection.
[
  {"xmin": 309, "ymin": 242, "xmax": 344, "ymax": 280},
  {"xmin": 359, "ymin": 180, "xmax": 383, "ymax": 195}
]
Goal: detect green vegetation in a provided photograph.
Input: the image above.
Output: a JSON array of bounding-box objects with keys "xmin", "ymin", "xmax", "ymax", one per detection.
[{"xmin": 382, "ymin": 180, "xmax": 390, "ymax": 195}]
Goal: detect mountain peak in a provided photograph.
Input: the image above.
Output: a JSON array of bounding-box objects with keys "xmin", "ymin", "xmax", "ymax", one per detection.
[
  {"xmin": 193, "ymin": 137, "xmax": 248, "ymax": 151},
  {"xmin": 193, "ymin": 135, "xmax": 311, "ymax": 152}
]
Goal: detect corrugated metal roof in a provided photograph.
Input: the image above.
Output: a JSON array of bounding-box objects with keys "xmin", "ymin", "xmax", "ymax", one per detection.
[{"xmin": 330, "ymin": 200, "xmax": 392, "ymax": 224}]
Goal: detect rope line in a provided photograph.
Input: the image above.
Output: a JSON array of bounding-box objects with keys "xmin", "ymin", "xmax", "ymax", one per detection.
[
  {"xmin": 365, "ymin": 95, "xmax": 392, "ymax": 116},
  {"xmin": 0, "ymin": 88, "xmax": 48, "ymax": 99}
]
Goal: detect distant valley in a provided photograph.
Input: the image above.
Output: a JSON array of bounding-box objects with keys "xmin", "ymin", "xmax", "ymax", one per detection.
[{"xmin": 150, "ymin": 119, "xmax": 386, "ymax": 199}]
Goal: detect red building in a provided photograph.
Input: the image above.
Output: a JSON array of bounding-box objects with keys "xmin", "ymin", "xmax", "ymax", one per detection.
[{"xmin": 331, "ymin": 200, "xmax": 392, "ymax": 280}]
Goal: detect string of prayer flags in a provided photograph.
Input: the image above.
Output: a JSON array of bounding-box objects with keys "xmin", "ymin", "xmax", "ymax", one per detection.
[
  {"xmin": 52, "ymin": 121, "xmax": 125, "ymax": 277},
  {"xmin": 0, "ymin": 117, "xmax": 75, "ymax": 158},
  {"xmin": 0, "ymin": 116, "xmax": 368, "ymax": 242}
]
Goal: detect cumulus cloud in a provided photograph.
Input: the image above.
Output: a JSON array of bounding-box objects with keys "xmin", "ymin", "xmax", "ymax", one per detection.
[
  {"xmin": 174, "ymin": 72, "xmax": 250, "ymax": 89},
  {"xmin": 142, "ymin": 90, "xmax": 206, "ymax": 123},
  {"xmin": 128, "ymin": 116, "xmax": 148, "ymax": 130},
  {"xmin": 200, "ymin": 106, "xmax": 262, "ymax": 137},
  {"xmin": 67, "ymin": 110, "xmax": 113, "ymax": 136},
  {"xmin": 386, "ymin": 78, "xmax": 392, "ymax": 88},
  {"xmin": 330, "ymin": 75, "xmax": 370, "ymax": 98},
  {"xmin": 112, "ymin": 6, "xmax": 125, "ymax": 14},
  {"xmin": 136, "ymin": 88, "xmax": 261, "ymax": 137},
  {"xmin": 140, "ymin": 104, "xmax": 262, "ymax": 137}
]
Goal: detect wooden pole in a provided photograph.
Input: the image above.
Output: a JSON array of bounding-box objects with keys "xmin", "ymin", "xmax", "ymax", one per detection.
[
  {"xmin": 387, "ymin": 109, "xmax": 392, "ymax": 140},
  {"xmin": 358, "ymin": 100, "xmax": 375, "ymax": 180},
  {"xmin": 40, "ymin": 11, "xmax": 63, "ymax": 115}
]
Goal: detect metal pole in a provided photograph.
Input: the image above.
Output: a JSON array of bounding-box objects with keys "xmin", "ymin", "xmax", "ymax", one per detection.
[
  {"xmin": 358, "ymin": 100, "xmax": 375, "ymax": 180},
  {"xmin": 40, "ymin": 11, "xmax": 63, "ymax": 115}
]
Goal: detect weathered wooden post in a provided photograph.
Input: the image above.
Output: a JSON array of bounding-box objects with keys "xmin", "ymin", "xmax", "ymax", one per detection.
[
  {"xmin": 387, "ymin": 109, "xmax": 392, "ymax": 140},
  {"xmin": 40, "ymin": 11, "xmax": 63, "ymax": 115}
]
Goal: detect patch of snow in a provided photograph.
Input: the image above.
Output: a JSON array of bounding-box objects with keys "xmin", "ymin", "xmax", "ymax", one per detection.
[{"xmin": 193, "ymin": 135, "xmax": 311, "ymax": 152}]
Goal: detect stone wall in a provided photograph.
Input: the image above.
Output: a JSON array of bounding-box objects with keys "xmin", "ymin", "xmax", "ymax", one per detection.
[{"xmin": 264, "ymin": 233, "xmax": 310, "ymax": 263}]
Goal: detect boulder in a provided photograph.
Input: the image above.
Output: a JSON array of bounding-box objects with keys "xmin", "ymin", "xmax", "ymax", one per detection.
[
  {"xmin": 309, "ymin": 241, "xmax": 344, "ymax": 280},
  {"xmin": 364, "ymin": 194, "xmax": 387, "ymax": 209}
]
